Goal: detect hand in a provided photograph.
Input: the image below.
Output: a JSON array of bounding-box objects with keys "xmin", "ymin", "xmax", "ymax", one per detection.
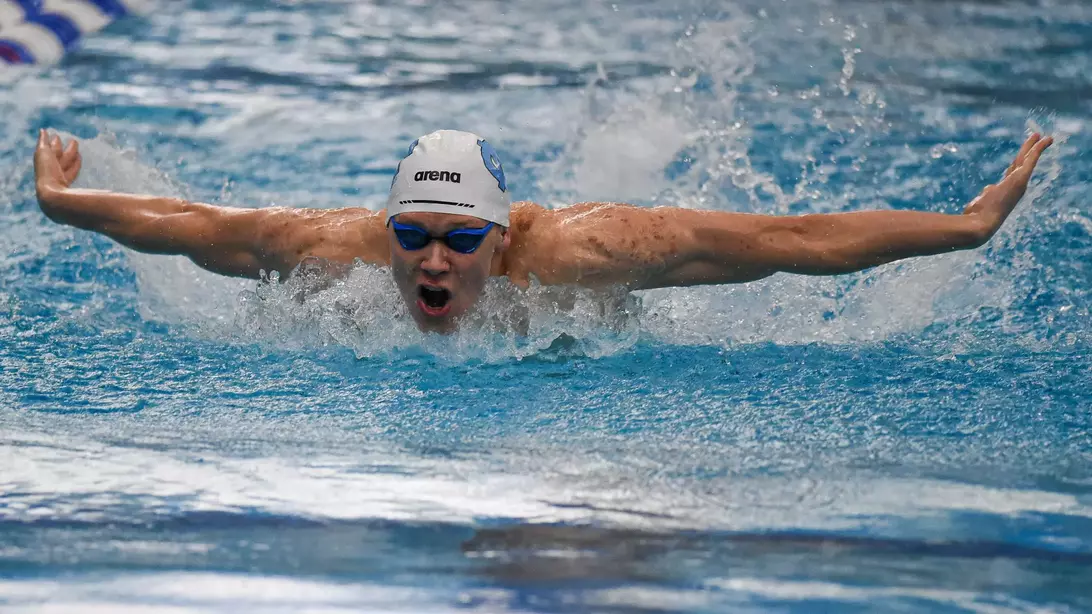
[
  {"xmin": 963, "ymin": 133, "xmax": 1052, "ymax": 242},
  {"xmin": 34, "ymin": 129, "xmax": 82, "ymax": 199}
]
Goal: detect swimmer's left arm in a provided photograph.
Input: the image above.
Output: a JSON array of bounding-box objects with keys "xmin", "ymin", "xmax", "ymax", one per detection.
[{"xmin": 533, "ymin": 133, "xmax": 1051, "ymax": 289}]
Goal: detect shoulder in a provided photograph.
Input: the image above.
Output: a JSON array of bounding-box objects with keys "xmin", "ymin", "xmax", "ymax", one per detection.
[
  {"xmin": 503, "ymin": 202, "xmax": 551, "ymax": 286},
  {"xmin": 257, "ymin": 206, "xmax": 389, "ymax": 268},
  {"xmin": 502, "ymin": 201, "xmax": 638, "ymax": 286},
  {"xmin": 506, "ymin": 201, "xmax": 558, "ymax": 253},
  {"xmin": 507, "ymin": 201, "xmax": 624, "ymax": 235},
  {"xmin": 506, "ymin": 201, "xmax": 546, "ymax": 235}
]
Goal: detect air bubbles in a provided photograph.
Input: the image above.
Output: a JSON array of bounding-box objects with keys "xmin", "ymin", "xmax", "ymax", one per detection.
[
  {"xmin": 798, "ymin": 86, "xmax": 822, "ymax": 100},
  {"xmin": 929, "ymin": 143, "xmax": 960, "ymax": 159}
]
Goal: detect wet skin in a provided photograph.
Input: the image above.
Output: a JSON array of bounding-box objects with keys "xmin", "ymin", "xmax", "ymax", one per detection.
[
  {"xmin": 32, "ymin": 130, "xmax": 1055, "ymax": 334},
  {"xmin": 387, "ymin": 212, "xmax": 511, "ymax": 333}
]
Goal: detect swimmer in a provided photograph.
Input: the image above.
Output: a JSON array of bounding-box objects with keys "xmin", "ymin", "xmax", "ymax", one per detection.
[{"xmin": 33, "ymin": 129, "xmax": 1052, "ymax": 333}]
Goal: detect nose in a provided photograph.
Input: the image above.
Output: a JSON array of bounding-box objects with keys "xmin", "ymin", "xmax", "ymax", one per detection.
[{"xmin": 419, "ymin": 242, "xmax": 451, "ymax": 276}]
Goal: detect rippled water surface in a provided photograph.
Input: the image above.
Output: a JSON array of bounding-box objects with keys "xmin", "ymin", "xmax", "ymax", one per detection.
[{"xmin": 1, "ymin": 0, "xmax": 1091, "ymax": 612}]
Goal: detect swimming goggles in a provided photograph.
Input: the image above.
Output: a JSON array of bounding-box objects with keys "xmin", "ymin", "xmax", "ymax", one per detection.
[{"xmin": 390, "ymin": 220, "xmax": 495, "ymax": 254}]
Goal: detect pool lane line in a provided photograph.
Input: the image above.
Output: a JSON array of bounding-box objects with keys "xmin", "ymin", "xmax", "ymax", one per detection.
[{"xmin": 0, "ymin": 0, "xmax": 153, "ymax": 67}]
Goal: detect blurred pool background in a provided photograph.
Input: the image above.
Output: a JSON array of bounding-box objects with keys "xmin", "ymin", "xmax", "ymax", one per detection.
[{"xmin": 0, "ymin": 0, "xmax": 1090, "ymax": 612}]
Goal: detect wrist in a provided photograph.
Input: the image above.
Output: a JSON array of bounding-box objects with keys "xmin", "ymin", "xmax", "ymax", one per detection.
[
  {"xmin": 961, "ymin": 212, "xmax": 994, "ymax": 248},
  {"xmin": 35, "ymin": 183, "xmax": 71, "ymax": 219},
  {"xmin": 36, "ymin": 181, "xmax": 65, "ymax": 200}
]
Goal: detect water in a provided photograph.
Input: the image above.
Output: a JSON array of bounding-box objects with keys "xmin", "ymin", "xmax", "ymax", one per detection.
[{"xmin": 1, "ymin": 0, "xmax": 1090, "ymax": 611}]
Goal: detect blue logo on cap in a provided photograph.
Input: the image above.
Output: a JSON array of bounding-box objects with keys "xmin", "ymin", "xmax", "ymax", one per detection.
[
  {"xmin": 391, "ymin": 138, "xmax": 420, "ymax": 189},
  {"xmin": 477, "ymin": 139, "xmax": 506, "ymax": 193}
]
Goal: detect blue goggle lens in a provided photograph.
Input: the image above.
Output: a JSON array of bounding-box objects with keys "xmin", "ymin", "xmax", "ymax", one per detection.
[
  {"xmin": 392, "ymin": 221, "xmax": 494, "ymax": 254},
  {"xmin": 393, "ymin": 226, "xmax": 430, "ymax": 250}
]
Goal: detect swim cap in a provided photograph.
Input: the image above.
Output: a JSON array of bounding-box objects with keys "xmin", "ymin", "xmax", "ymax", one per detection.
[{"xmin": 386, "ymin": 130, "xmax": 511, "ymax": 227}]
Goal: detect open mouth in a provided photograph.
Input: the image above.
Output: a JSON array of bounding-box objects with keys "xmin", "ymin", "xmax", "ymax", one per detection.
[{"xmin": 417, "ymin": 285, "xmax": 452, "ymax": 316}]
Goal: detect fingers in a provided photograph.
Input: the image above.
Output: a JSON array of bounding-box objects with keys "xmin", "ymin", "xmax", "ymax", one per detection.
[
  {"xmin": 63, "ymin": 141, "xmax": 82, "ymax": 185},
  {"xmin": 37, "ymin": 129, "xmax": 64, "ymax": 160},
  {"xmin": 1009, "ymin": 135, "xmax": 1053, "ymax": 185},
  {"xmin": 1024, "ymin": 136, "xmax": 1053, "ymax": 171},
  {"xmin": 35, "ymin": 130, "xmax": 83, "ymax": 189},
  {"xmin": 61, "ymin": 139, "xmax": 79, "ymax": 166},
  {"xmin": 35, "ymin": 130, "xmax": 57, "ymax": 164},
  {"xmin": 37, "ymin": 129, "xmax": 83, "ymax": 164},
  {"xmin": 1005, "ymin": 134, "xmax": 1040, "ymax": 177},
  {"xmin": 34, "ymin": 130, "xmax": 62, "ymax": 190},
  {"xmin": 1002, "ymin": 133, "xmax": 1054, "ymax": 186},
  {"xmin": 36, "ymin": 129, "xmax": 54, "ymax": 157}
]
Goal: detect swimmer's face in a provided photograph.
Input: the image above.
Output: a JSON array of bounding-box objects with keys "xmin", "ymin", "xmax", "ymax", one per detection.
[{"xmin": 388, "ymin": 212, "xmax": 510, "ymax": 333}]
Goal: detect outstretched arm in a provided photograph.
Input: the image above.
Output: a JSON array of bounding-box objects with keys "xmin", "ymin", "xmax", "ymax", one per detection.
[
  {"xmin": 33, "ymin": 131, "xmax": 388, "ymax": 279},
  {"xmin": 527, "ymin": 134, "xmax": 1052, "ymax": 289}
]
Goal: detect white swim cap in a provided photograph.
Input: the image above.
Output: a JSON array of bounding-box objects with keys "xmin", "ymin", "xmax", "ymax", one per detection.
[{"xmin": 386, "ymin": 130, "xmax": 511, "ymax": 227}]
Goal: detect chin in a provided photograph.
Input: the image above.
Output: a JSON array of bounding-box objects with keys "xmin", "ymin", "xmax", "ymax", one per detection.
[{"xmin": 411, "ymin": 302, "xmax": 468, "ymax": 334}]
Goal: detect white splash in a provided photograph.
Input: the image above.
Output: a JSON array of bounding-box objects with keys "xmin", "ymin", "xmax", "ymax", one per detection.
[{"xmin": 71, "ymin": 135, "xmax": 252, "ymax": 327}]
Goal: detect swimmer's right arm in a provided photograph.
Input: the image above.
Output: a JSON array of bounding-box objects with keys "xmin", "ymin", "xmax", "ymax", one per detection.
[{"xmin": 34, "ymin": 131, "xmax": 389, "ymax": 279}]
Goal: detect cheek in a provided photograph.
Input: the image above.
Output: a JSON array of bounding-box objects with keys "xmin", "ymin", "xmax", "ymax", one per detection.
[
  {"xmin": 451, "ymin": 256, "xmax": 491, "ymax": 290},
  {"xmin": 388, "ymin": 252, "xmax": 417, "ymax": 291},
  {"xmin": 389, "ymin": 244, "xmax": 420, "ymax": 273},
  {"xmin": 389, "ymin": 251, "xmax": 407, "ymax": 272}
]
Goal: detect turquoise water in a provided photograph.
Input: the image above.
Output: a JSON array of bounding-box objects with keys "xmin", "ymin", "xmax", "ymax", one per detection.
[{"xmin": 1, "ymin": 1, "xmax": 1090, "ymax": 611}]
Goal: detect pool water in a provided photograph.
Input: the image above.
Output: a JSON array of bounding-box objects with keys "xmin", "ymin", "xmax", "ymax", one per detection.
[{"xmin": 1, "ymin": 0, "xmax": 1090, "ymax": 611}]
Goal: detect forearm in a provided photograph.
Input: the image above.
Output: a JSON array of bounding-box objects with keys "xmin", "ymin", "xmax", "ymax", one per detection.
[
  {"xmin": 39, "ymin": 186, "xmax": 191, "ymax": 249},
  {"xmin": 37, "ymin": 186, "xmax": 266, "ymax": 277},
  {"xmin": 745, "ymin": 209, "xmax": 988, "ymax": 275},
  {"xmin": 773, "ymin": 207, "xmax": 987, "ymax": 272},
  {"xmin": 639, "ymin": 207, "xmax": 989, "ymax": 288}
]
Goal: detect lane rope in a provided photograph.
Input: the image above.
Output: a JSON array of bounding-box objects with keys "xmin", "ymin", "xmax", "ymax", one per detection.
[{"xmin": 0, "ymin": 0, "xmax": 152, "ymax": 67}]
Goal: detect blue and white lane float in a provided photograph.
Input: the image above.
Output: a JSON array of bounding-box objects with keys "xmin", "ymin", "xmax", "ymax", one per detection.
[{"xmin": 0, "ymin": 0, "xmax": 151, "ymax": 67}]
